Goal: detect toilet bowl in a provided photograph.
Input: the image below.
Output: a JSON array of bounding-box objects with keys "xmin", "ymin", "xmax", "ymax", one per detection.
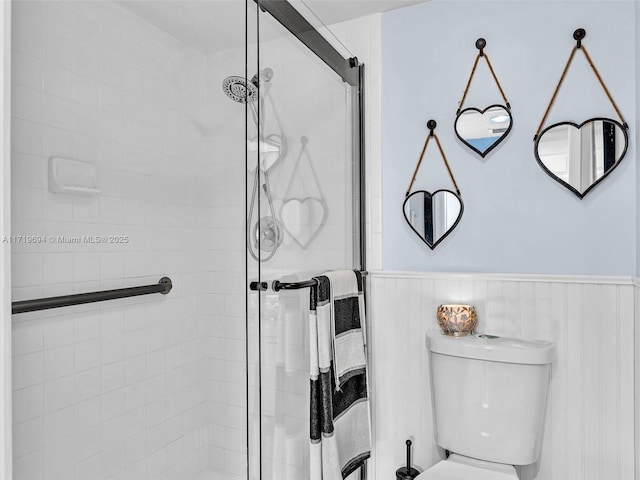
[
  {"xmin": 416, "ymin": 454, "xmax": 518, "ymax": 480},
  {"xmin": 422, "ymin": 330, "xmax": 556, "ymax": 480}
]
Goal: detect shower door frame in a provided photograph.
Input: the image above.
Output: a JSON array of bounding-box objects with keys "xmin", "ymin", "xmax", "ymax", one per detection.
[
  {"xmin": 248, "ymin": 0, "xmax": 367, "ymax": 479},
  {"xmin": 0, "ymin": 2, "xmax": 11, "ymax": 480}
]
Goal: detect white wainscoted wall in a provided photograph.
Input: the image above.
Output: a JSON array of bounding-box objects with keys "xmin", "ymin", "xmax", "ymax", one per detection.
[{"xmin": 368, "ymin": 272, "xmax": 637, "ymax": 480}]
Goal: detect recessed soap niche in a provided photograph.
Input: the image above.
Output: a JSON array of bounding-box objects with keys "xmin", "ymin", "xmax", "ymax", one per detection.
[{"xmin": 48, "ymin": 157, "xmax": 101, "ymax": 196}]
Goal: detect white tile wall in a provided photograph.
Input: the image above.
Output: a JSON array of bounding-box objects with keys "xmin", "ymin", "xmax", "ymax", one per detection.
[
  {"xmin": 201, "ymin": 45, "xmax": 247, "ymax": 480},
  {"xmin": 10, "ymin": 1, "xmax": 228, "ymax": 479},
  {"xmin": 369, "ymin": 272, "xmax": 636, "ymax": 480},
  {"xmin": 327, "ymin": 14, "xmax": 383, "ymax": 272}
]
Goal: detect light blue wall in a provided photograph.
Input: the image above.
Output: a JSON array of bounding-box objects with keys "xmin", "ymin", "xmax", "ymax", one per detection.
[{"xmin": 382, "ymin": 0, "xmax": 637, "ymax": 275}]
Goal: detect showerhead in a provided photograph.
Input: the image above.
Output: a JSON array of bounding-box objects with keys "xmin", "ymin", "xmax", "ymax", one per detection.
[
  {"xmin": 222, "ymin": 68, "xmax": 273, "ymax": 104},
  {"xmin": 222, "ymin": 76, "xmax": 258, "ymax": 104}
]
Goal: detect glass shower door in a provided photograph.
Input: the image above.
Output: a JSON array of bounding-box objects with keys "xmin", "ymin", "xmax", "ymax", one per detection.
[{"xmin": 246, "ymin": 1, "xmax": 364, "ymax": 479}]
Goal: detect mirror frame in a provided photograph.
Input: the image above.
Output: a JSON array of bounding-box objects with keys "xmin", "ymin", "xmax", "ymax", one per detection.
[
  {"xmin": 402, "ymin": 189, "xmax": 464, "ymax": 250},
  {"xmin": 454, "ymin": 104, "xmax": 513, "ymax": 158},
  {"xmin": 533, "ymin": 117, "xmax": 629, "ymax": 199}
]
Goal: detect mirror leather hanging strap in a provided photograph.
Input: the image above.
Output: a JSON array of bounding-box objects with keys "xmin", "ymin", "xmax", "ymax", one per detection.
[
  {"xmin": 457, "ymin": 38, "xmax": 510, "ymax": 114},
  {"xmin": 534, "ymin": 28, "xmax": 629, "ymax": 141},
  {"xmin": 406, "ymin": 120, "xmax": 461, "ymax": 197}
]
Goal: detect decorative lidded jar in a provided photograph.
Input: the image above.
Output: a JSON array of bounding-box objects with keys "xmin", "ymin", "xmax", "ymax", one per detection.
[{"xmin": 436, "ymin": 304, "xmax": 477, "ymax": 336}]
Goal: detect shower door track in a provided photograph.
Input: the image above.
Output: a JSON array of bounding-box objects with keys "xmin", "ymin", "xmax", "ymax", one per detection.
[{"xmin": 254, "ymin": 0, "xmax": 360, "ymax": 86}]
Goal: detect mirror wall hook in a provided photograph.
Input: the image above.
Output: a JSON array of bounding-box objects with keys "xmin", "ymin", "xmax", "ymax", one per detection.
[
  {"xmin": 427, "ymin": 119, "xmax": 437, "ymax": 136},
  {"xmin": 475, "ymin": 38, "xmax": 486, "ymax": 56},
  {"xmin": 573, "ymin": 28, "xmax": 586, "ymax": 48}
]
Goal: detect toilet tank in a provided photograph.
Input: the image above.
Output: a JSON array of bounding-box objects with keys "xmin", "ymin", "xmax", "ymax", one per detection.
[{"xmin": 426, "ymin": 330, "xmax": 555, "ymax": 466}]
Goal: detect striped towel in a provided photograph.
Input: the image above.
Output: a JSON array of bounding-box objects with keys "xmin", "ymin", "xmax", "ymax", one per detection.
[{"xmin": 309, "ymin": 270, "xmax": 371, "ymax": 480}]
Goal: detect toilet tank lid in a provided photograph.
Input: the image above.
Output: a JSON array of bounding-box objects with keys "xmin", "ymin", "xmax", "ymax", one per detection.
[{"xmin": 426, "ymin": 330, "xmax": 556, "ymax": 365}]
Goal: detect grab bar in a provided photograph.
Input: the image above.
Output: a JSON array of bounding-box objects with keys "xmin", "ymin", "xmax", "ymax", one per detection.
[{"xmin": 12, "ymin": 277, "xmax": 173, "ymax": 314}]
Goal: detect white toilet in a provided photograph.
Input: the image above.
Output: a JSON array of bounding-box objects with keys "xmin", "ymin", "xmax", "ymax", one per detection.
[{"xmin": 420, "ymin": 330, "xmax": 556, "ymax": 479}]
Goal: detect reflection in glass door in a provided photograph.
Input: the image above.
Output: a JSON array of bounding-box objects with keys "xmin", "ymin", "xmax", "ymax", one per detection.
[{"xmin": 246, "ymin": 1, "xmax": 365, "ymax": 479}]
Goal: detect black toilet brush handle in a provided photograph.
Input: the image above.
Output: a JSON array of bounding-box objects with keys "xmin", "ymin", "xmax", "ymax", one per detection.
[{"xmin": 396, "ymin": 438, "xmax": 420, "ymax": 480}]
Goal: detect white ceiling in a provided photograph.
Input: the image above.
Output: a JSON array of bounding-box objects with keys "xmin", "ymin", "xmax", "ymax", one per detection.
[
  {"xmin": 116, "ymin": 0, "xmax": 429, "ymax": 54},
  {"xmin": 301, "ymin": 0, "xmax": 428, "ymax": 25}
]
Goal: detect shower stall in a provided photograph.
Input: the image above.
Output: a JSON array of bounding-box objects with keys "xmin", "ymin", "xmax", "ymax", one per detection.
[{"xmin": 5, "ymin": 1, "xmax": 365, "ymax": 479}]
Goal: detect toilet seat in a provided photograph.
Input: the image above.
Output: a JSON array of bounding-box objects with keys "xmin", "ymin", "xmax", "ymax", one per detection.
[{"xmin": 416, "ymin": 454, "xmax": 519, "ymax": 480}]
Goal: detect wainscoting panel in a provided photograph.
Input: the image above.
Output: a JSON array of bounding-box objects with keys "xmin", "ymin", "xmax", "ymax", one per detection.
[
  {"xmin": 368, "ymin": 272, "xmax": 636, "ymax": 480},
  {"xmin": 635, "ymin": 281, "xmax": 640, "ymax": 480}
]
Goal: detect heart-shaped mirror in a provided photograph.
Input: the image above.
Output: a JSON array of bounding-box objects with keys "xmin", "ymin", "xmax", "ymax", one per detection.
[
  {"xmin": 534, "ymin": 118, "xmax": 628, "ymax": 198},
  {"xmin": 455, "ymin": 105, "xmax": 512, "ymax": 158},
  {"xmin": 280, "ymin": 197, "xmax": 328, "ymax": 249},
  {"xmin": 403, "ymin": 190, "xmax": 464, "ymax": 249}
]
